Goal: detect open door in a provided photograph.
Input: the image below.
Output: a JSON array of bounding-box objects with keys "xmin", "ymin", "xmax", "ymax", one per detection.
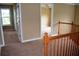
[{"xmin": 0, "ymin": 8, "xmax": 5, "ymax": 47}]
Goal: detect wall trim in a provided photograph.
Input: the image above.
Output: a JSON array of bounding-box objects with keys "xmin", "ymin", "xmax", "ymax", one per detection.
[
  {"xmin": 21, "ymin": 37, "xmax": 42, "ymax": 43},
  {"xmin": 0, "ymin": 10, "xmax": 5, "ymax": 47},
  {"xmin": 19, "ymin": 3, "xmax": 24, "ymax": 42},
  {"xmin": 0, "ymin": 44, "xmax": 5, "ymax": 47}
]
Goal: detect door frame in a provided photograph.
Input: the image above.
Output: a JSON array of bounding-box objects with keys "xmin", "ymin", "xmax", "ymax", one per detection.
[
  {"xmin": 40, "ymin": 4, "xmax": 54, "ymax": 36},
  {"xmin": 0, "ymin": 5, "xmax": 15, "ymax": 30},
  {"xmin": 0, "ymin": 8, "xmax": 5, "ymax": 47}
]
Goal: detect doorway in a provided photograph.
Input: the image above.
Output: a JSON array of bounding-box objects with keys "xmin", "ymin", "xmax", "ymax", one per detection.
[
  {"xmin": 40, "ymin": 4, "xmax": 52, "ymax": 36},
  {"xmin": 0, "ymin": 4, "xmax": 21, "ymax": 45},
  {"xmin": 0, "ymin": 5, "xmax": 15, "ymax": 31}
]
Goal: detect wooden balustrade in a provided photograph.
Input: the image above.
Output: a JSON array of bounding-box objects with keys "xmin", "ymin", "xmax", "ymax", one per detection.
[
  {"xmin": 43, "ymin": 21, "xmax": 79, "ymax": 56},
  {"xmin": 43, "ymin": 32, "xmax": 79, "ymax": 56},
  {"xmin": 54, "ymin": 21, "xmax": 79, "ymax": 34}
]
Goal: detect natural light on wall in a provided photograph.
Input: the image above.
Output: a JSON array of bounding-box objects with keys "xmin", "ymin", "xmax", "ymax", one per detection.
[
  {"xmin": 1, "ymin": 9, "xmax": 11, "ymax": 26},
  {"xmin": 41, "ymin": 5, "xmax": 51, "ymax": 35},
  {"xmin": 41, "ymin": 15, "xmax": 51, "ymax": 35}
]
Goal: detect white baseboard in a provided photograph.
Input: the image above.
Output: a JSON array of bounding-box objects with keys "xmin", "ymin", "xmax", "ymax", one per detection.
[
  {"xmin": 0, "ymin": 44, "xmax": 5, "ymax": 47},
  {"xmin": 21, "ymin": 37, "xmax": 42, "ymax": 43}
]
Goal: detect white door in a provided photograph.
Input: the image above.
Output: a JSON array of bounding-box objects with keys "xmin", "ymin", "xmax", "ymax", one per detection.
[{"xmin": 0, "ymin": 8, "xmax": 5, "ymax": 47}]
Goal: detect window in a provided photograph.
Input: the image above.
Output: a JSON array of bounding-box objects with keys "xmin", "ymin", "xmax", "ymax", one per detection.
[{"xmin": 1, "ymin": 9, "xmax": 11, "ymax": 26}]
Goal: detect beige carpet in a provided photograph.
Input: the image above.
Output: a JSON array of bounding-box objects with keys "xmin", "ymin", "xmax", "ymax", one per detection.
[
  {"xmin": 1, "ymin": 31, "xmax": 43, "ymax": 56},
  {"xmin": 1, "ymin": 31, "xmax": 79, "ymax": 56}
]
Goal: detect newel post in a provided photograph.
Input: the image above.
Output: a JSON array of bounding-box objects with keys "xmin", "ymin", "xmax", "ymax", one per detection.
[
  {"xmin": 43, "ymin": 32, "xmax": 49, "ymax": 56},
  {"xmin": 58, "ymin": 21, "xmax": 60, "ymax": 35},
  {"xmin": 71, "ymin": 22, "xmax": 74, "ymax": 32}
]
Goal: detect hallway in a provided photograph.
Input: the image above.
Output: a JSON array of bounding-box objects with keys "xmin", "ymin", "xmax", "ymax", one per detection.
[
  {"xmin": 0, "ymin": 3, "xmax": 79, "ymax": 56},
  {"xmin": 1, "ymin": 31, "xmax": 43, "ymax": 56}
]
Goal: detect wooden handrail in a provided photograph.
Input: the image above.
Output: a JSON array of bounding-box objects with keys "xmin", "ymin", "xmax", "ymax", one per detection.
[
  {"xmin": 54, "ymin": 21, "xmax": 79, "ymax": 27},
  {"xmin": 53, "ymin": 21, "xmax": 79, "ymax": 34},
  {"xmin": 60, "ymin": 22, "xmax": 72, "ymax": 25},
  {"xmin": 43, "ymin": 32, "xmax": 79, "ymax": 56},
  {"xmin": 50, "ymin": 32, "xmax": 79, "ymax": 40},
  {"xmin": 59, "ymin": 22, "xmax": 79, "ymax": 27},
  {"xmin": 43, "ymin": 21, "xmax": 79, "ymax": 56}
]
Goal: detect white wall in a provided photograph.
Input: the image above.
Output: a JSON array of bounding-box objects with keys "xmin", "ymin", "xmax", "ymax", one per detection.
[
  {"xmin": 20, "ymin": 3, "xmax": 40, "ymax": 42},
  {"xmin": 74, "ymin": 5, "xmax": 79, "ymax": 32},
  {"xmin": 53, "ymin": 4, "xmax": 75, "ymax": 34},
  {"xmin": 74, "ymin": 5, "xmax": 79, "ymax": 25},
  {"xmin": 18, "ymin": 3, "xmax": 76, "ymax": 43}
]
